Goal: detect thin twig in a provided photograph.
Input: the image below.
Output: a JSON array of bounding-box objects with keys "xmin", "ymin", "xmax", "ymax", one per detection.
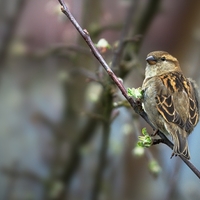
[
  {"xmin": 90, "ymin": 23, "xmax": 122, "ymax": 38},
  {"xmin": 58, "ymin": 0, "xmax": 200, "ymax": 179},
  {"xmin": 1, "ymin": 166, "xmax": 42, "ymax": 183}
]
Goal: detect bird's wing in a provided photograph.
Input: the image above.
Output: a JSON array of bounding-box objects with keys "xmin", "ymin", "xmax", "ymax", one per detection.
[
  {"xmin": 156, "ymin": 72, "xmax": 199, "ymax": 132},
  {"xmin": 156, "ymin": 93, "xmax": 185, "ymax": 130},
  {"xmin": 184, "ymin": 79, "xmax": 199, "ymax": 132}
]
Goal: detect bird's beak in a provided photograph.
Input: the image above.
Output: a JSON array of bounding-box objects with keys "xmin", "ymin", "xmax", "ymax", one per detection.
[{"xmin": 146, "ymin": 55, "xmax": 157, "ymax": 65}]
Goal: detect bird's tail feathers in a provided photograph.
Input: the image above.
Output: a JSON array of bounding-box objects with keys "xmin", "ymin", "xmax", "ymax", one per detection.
[{"xmin": 172, "ymin": 129, "xmax": 190, "ymax": 160}]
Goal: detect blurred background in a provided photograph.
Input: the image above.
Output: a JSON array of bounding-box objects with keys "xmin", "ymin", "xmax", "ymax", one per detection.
[{"xmin": 0, "ymin": 0, "xmax": 200, "ymax": 199}]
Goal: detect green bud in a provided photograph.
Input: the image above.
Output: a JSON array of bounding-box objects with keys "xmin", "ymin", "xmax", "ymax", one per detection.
[
  {"xmin": 137, "ymin": 128, "xmax": 152, "ymax": 148},
  {"xmin": 127, "ymin": 87, "xmax": 143, "ymax": 99}
]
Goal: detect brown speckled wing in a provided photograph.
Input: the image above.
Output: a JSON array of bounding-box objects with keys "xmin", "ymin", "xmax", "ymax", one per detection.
[
  {"xmin": 156, "ymin": 94, "xmax": 185, "ymax": 129},
  {"xmin": 184, "ymin": 79, "xmax": 199, "ymax": 132},
  {"xmin": 156, "ymin": 72, "xmax": 199, "ymax": 132}
]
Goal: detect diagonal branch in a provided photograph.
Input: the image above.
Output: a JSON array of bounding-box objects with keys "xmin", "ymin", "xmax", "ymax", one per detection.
[{"xmin": 58, "ymin": 0, "xmax": 200, "ymax": 179}]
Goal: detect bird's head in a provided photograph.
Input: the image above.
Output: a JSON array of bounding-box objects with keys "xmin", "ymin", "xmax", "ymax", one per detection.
[{"xmin": 145, "ymin": 51, "xmax": 181, "ymax": 78}]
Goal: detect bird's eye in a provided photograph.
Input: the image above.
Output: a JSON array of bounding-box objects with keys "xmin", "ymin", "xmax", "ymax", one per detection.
[{"xmin": 161, "ymin": 57, "xmax": 166, "ymax": 61}]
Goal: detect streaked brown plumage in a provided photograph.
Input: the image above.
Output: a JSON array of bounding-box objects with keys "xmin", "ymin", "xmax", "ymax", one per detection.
[{"xmin": 142, "ymin": 51, "xmax": 199, "ymax": 159}]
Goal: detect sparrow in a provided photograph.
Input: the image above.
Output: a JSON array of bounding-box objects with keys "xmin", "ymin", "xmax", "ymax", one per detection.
[{"xmin": 142, "ymin": 51, "xmax": 199, "ymax": 159}]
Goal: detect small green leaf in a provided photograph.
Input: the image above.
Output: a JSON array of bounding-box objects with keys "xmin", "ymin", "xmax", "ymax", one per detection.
[
  {"xmin": 137, "ymin": 141, "xmax": 144, "ymax": 147},
  {"xmin": 142, "ymin": 127, "xmax": 148, "ymax": 136},
  {"xmin": 127, "ymin": 88, "xmax": 134, "ymax": 96},
  {"xmin": 127, "ymin": 87, "xmax": 143, "ymax": 99},
  {"xmin": 137, "ymin": 128, "xmax": 152, "ymax": 148}
]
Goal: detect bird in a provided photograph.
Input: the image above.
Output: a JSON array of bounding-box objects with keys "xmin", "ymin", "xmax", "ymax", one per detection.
[{"xmin": 142, "ymin": 51, "xmax": 199, "ymax": 159}]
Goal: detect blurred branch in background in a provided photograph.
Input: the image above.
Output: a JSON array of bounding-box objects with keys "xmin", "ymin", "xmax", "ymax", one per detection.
[
  {"xmin": 90, "ymin": 83, "xmax": 113, "ymax": 200},
  {"xmin": 1, "ymin": 162, "xmax": 42, "ymax": 199},
  {"xmin": 111, "ymin": 0, "xmax": 139, "ymax": 70},
  {"xmin": 0, "ymin": 0, "xmax": 27, "ymax": 68}
]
